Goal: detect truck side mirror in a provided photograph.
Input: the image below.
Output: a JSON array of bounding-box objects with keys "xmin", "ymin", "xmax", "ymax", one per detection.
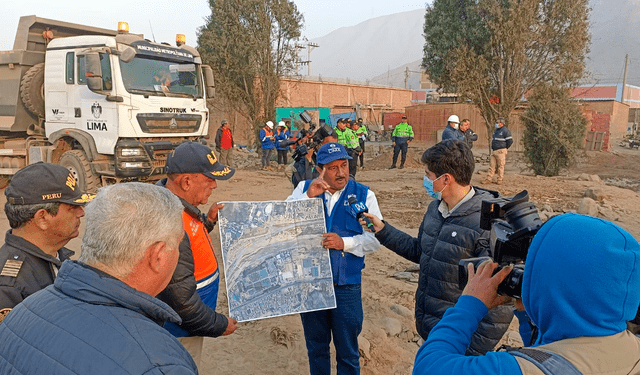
[
  {"xmin": 202, "ymin": 65, "xmax": 215, "ymax": 98},
  {"xmin": 85, "ymin": 52, "xmax": 103, "ymax": 92},
  {"xmin": 120, "ymin": 47, "xmax": 136, "ymax": 63}
]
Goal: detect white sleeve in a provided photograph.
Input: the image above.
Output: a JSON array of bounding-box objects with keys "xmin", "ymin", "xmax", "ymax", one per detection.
[
  {"xmin": 286, "ymin": 181, "xmax": 311, "ymax": 201},
  {"xmin": 342, "ymin": 190, "xmax": 383, "ymax": 257}
]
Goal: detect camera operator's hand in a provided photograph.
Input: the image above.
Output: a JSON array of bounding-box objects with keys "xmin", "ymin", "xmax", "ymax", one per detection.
[
  {"xmin": 362, "ymin": 212, "xmax": 384, "ymax": 233},
  {"xmin": 462, "ymin": 260, "xmax": 513, "ymax": 310},
  {"xmin": 306, "ymin": 168, "xmax": 330, "ymax": 198},
  {"xmin": 322, "ymin": 233, "xmax": 344, "ymax": 250},
  {"xmin": 514, "ymin": 298, "xmax": 525, "ymax": 311}
]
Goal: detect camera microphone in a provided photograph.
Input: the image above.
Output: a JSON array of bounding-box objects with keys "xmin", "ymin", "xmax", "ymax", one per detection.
[{"xmin": 348, "ymin": 196, "xmax": 375, "ymax": 232}]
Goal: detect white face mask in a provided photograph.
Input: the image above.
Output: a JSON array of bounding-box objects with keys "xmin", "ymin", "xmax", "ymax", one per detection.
[{"xmin": 453, "ymin": 123, "xmax": 459, "ymax": 130}]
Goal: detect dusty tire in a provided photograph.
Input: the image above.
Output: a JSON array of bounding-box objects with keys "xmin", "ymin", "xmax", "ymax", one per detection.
[
  {"xmin": 59, "ymin": 150, "xmax": 100, "ymax": 194},
  {"xmin": 20, "ymin": 63, "xmax": 45, "ymax": 118}
]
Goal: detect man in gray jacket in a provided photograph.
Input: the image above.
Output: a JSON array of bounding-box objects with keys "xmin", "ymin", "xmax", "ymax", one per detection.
[{"xmin": 364, "ymin": 140, "xmax": 513, "ymax": 355}]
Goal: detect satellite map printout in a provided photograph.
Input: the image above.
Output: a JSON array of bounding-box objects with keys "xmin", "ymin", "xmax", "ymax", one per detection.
[{"xmin": 218, "ymin": 199, "xmax": 336, "ymax": 322}]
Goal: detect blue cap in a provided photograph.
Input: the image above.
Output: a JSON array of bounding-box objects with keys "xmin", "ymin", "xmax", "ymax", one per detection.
[
  {"xmin": 166, "ymin": 142, "xmax": 235, "ymax": 180},
  {"xmin": 316, "ymin": 143, "xmax": 352, "ymax": 165}
]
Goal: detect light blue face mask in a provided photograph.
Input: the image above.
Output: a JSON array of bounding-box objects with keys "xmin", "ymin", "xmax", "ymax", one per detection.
[
  {"xmin": 423, "ymin": 174, "xmax": 445, "ymax": 200},
  {"xmin": 495, "ymin": 123, "xmax": 500, "ymax": 128}
]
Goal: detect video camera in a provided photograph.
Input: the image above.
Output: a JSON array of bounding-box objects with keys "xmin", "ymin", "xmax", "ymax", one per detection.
[
  {"xmin": 458, "ymin": 190, "xmax": 543, "ymax": 298},
  {"xmin": 292, "ymin": 123, "xmax": 337, "ymax": 161}
]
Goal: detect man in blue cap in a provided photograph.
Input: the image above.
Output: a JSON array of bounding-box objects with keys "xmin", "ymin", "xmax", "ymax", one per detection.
[
  {"xmin": 157, "ymin": 141, "xmax": 238, "ymax": 367},
  {"xmin": 287, "ymin": 143, "xmax": 383, "ymax": 375}
]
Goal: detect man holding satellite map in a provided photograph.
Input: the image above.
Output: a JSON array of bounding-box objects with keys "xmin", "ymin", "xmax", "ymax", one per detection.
[{"xmin": 288, "ymin": 142, "xmax": 383, "ymax": 375}]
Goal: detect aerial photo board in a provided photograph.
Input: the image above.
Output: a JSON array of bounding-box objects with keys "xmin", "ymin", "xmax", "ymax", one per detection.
[{"xmin": 218, "ymin": 199, "xmax": 336, "ymax": 322}]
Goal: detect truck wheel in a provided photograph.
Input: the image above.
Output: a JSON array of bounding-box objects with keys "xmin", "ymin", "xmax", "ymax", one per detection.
[
  {"xmin": 20, "ymin": 63, "xmax": 46, "ymax": 118},
  {"xmin": 59, "ymin": 150, "xmax": 100, "ymax": 193}
]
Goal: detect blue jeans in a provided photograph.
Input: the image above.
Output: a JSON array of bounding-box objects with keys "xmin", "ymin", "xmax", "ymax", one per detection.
[{"xmin": 300, "ymin": 284, "xmax": 363, "ymax": 375}]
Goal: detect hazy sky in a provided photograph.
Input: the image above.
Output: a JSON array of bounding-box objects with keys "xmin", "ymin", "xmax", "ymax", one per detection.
[{"xmin": 2, "ymin": 0, "xmax": 427, "ymax": 50}]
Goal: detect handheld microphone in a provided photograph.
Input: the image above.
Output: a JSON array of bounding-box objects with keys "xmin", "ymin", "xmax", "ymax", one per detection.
[{"xmin": 348, "ymin": 196, "xmax": 375, "ymax": 232}]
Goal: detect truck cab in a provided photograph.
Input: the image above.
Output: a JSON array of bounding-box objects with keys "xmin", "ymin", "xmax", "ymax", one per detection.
[{"xmin": 0, "ymin": 16, "xmax": 215, "ymax": 192}]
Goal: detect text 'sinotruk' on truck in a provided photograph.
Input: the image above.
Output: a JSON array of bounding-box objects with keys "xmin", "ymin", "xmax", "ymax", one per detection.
[{"xmin": 0, "ymin": 15, "xmax": 215, "ymax": 192}]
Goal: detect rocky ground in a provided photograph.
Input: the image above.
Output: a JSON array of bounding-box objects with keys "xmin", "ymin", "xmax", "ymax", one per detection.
[{"xmin": 4, "ymin": 141, "xmax": 637, "ymax": 375}]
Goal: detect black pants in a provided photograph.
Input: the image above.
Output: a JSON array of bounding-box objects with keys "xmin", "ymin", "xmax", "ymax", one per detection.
[
  {"xmin": 358, "ymin": 140, "xmax": 365, "ymax": 167},
  {"xmin": 277, "ymin": 149, "xmax": 288, "ymax": 164},
  {"xmin": 348, "ymin": 149, "xmax": 358, "ymax": 179},
  {"xmin": 392, "ymin": 142, "xmax": 408, "ymax": 166}
]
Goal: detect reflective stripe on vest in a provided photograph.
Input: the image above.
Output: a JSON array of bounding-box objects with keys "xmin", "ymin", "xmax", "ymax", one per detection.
[{"xmin": 182, "ymin": 211, "xmax": 218, "ymax": 282}]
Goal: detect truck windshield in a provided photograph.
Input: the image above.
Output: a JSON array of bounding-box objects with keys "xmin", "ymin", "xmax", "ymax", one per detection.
[{"xmin": 119, "ymin": 57, "xmax": 202, "ymax": 98}]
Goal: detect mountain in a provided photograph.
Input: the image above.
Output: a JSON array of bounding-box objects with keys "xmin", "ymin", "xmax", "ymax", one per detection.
[
  {"xmin": 306, "ymin": 1, "xmax": 640, "ymax": 88},
  {"xmin": 306, "ymin": 9, "xmax": 425, "ymax": 83}
]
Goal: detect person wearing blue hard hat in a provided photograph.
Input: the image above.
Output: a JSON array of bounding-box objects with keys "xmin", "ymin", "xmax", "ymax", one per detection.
[{"xmin": 287, "ymin": 142, "xmax": 383, "ymax": 375}]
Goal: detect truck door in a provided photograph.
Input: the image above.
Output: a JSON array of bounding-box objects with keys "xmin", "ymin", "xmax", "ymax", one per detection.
[{"xmin": 74, "ymin": 52, "xmax": 118, "ymax": 155}]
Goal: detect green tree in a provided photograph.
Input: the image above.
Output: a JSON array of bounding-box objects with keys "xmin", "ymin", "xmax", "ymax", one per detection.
[
  {"xmin": 423, "ymin": 0, "xmax": 590, "ymax": 141},
  {"xmin": 522, "ymin": 84, "xmax": 586, "ymax": 176},
  {"xmin": 198, "ymin": 0, "xmax": 303, "ymax": 142}
]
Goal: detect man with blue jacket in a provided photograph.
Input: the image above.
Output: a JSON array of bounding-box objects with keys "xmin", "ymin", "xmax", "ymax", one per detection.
[
  {"xmin": 260, "ymin": 121, "xmax": 276, "ymax": 170},
  {"xmin": 483, "ymin": 117, "xmax": 513, "ymax": 185},
  {"xmin": 288, "ymin": 143, "xmax": 382, "ymax": 375},
  {"xmin": 0, "ymin": 183, "xmax": 198, "ymax": 374},
  {"xmin": 412, "ymin": 213, "xmax": 640, "ymax": 375},
  {"xmin": 441, "ymin": 115, "xmax": 464, "ymax": 142}
]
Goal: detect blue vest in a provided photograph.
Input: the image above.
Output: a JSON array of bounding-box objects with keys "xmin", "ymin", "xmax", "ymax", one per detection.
[{"xmin": 304, "ymin": 179, "xmax": 369, "ymax": 285}]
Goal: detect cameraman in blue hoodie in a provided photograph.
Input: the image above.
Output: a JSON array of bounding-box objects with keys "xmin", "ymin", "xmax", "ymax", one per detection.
[{"xmin": 413, "ymin": 213, "xmax": 640, "ymax": 375}]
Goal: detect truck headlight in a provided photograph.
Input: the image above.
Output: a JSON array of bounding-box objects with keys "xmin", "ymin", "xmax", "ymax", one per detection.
[{"xmin": 120, "ymin": 148, "xmax": 145, "ymax": 157}]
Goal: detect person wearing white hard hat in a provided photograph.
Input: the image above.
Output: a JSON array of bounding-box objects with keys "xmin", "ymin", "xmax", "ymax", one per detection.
[
  {"xmin": 275, "ymin": 121, "xmax": 291, "ymax": 167},
  {"xmin": 441, "ymin": 114, "xmax": 464, "ymax": 142},
  {"xmin": 260, "ymin": 121, "xmax": 276, "ymax": 170}
]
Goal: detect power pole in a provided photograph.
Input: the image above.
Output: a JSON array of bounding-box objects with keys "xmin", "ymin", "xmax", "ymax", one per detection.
[
  {"xmin": 622, "ymin": 54, "xmax": 629, "ymax": 104},
  {"xmin": 294, "ymin": 44, "xmax": 306, "ymax": 76},
  {"xmin": 307, "ymin": 43, "xmax": 319, "ymax": 76},
  {"xmin": 404, "ymin": 67, "xmax": 409, "ymax": 89}
]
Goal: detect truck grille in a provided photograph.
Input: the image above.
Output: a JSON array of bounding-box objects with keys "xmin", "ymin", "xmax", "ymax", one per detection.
[{"xmin": 137, "ymin": 114, "xmax": 202, "ymax": 134}]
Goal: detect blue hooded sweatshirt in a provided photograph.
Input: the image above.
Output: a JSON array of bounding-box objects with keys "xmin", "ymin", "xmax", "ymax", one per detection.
[{"xmin": 412, "ymin": 213, "xmax": 640, "ymax": 375}]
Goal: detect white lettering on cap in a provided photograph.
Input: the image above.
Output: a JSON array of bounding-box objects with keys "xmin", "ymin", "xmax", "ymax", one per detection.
[{"xmin": 328, "ymin": 144, "xmax": 342, "ymax": 154}]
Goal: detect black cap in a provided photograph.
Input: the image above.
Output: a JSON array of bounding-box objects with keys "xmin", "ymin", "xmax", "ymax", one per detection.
[
  {"xmin": 166, "ymin": 142, "xmax": 235, "ymax": 180},
  {"xmin": 5, "ymin": 162, "xmax": 94, "ymax": 206},
  {"xmin": 497, "ymin": 117, "xmax": 505, "ymax": 123}
]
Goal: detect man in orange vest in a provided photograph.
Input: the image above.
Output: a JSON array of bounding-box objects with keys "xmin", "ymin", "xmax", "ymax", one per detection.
[{"xmin": 157, "ymin": 142, "xmax": 238, "ymax": 368}]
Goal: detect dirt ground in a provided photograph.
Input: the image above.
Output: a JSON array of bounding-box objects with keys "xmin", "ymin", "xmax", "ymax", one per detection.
[{"xmin": 4, "ymin": 141, "xmax": 640, "ymax": 375}]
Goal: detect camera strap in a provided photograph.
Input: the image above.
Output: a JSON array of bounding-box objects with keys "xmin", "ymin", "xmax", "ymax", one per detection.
[{"xmin": 502, "ymin": 347, "xmax": 583, "ymax": 375}]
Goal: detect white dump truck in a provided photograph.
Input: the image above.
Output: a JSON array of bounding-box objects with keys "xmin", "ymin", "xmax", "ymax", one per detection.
[{"xmin": 0, "ymin": 15, "xmax": 215, "ymax": 191}]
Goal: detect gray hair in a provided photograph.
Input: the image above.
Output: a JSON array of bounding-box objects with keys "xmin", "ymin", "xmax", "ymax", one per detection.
[
  {"xmin": 4, "ymin": 202, "xmax": 60, "ymax": 229},
  {"xmin": 78, "ymin": 182, "xmax": 184, "ymax": 277}
]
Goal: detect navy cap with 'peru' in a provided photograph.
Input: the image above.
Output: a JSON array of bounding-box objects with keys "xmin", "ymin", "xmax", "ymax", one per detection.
[
  {"xmin": 316, "ymin": 143, "xmax": 352, "ymax": 165},
  {"xmin": 166, "ymin": 142, "xmax": 235, "ymax": 180},
  {"xmin": 5, "ymin": 162, "xmax": 94, "ymax": 206}
]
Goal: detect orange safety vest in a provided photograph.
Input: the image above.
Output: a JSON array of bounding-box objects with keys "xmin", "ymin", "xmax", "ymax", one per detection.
[{"xmin": 182, "ymin": 211, "xmax": 218, "ymax": 282}]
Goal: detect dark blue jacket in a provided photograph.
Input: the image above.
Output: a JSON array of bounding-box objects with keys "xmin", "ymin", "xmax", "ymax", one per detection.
[
  {"xmin": 275, "ymin": 129, "xmax": 291, "ymax": 151},
  {"xmin": 491, "ymin": 126, "xmax": 513, "ymax": 150},
  {"xmin": 441, "ymin": 125, "xmax": 464, "ymax": 142},
  {"xmin": 0, "ymin": 261, "xmax": 198, "ymax": 375},
  {"xmin": 375, "ymin": 188, "xmax": 513, "ymax": 355},
  {"xmin": 304, "ymin": 179, "xmax": 368, "ymax": 285}
]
